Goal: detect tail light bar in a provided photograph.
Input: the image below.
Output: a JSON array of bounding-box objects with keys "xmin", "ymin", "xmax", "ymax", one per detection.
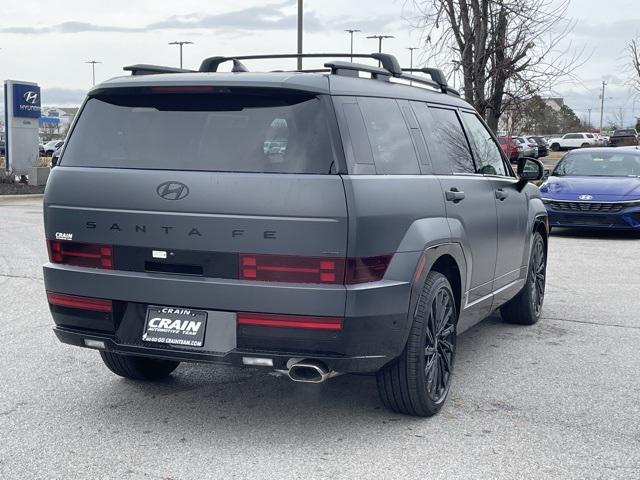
[
  {"xmin": 239, "ymin": 254, "xmax": 391, "ymax": 284},
  {"xmin": 237, "ymin": 312, "xmax": 342, "ymax": 330},
  {"xmin": 48, "ymin": 241, "xmax": 113, "ymax": 269},
  {"xmin": 47, "ymin": 292, "xmax": 113, "ymax": 312}
]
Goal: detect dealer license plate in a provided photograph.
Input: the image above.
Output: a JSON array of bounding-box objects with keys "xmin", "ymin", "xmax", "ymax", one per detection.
[{"xmin": 143, "ymin": 306, "xmax": 207, "ymax": 347}]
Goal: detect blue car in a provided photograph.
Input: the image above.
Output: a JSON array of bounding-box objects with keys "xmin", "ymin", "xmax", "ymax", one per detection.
[{"xmin": 540, "ymin": 147, "xmax": 640, "ymax": 229}]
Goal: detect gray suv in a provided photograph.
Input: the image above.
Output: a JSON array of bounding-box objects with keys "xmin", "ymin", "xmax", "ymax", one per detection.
[{"xmin": 43, "ymin": 53, "xmax": 548, "ymax": 417}]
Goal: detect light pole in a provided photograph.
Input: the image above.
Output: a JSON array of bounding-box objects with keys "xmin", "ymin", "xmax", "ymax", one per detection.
[
  {"xmin": 85, "ymin": 60, "xmax": 101, "ymax": 86},
  {"xmin": 297, "ymin": 0, "xmax": 303, "ymax": 70},
  {"xmin": 406, "ymin": 47, "xmax": 418, "ymax": 85},
  {"xmin": 169, "ymin": 41, "xmax": 193, "ymax": 69},
  {"xmin": 345, "ymin": 29, "xmax": 361, "ymax": 62},
  {"xmin": 587, "ymin": 108, "xmax": 592, "ymax": 129},
  {"xmin": 366, "ymin": 34, "xmax": 394, "ymax": 66},
  {"xmin": 599, "ymin": 81, "xmax": 607, "ymax": 134}
]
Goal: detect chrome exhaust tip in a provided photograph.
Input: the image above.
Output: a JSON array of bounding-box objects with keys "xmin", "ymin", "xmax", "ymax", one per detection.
[{"xmin": 287, "ymin": 360, "xmax": 335, "ymax": 383}]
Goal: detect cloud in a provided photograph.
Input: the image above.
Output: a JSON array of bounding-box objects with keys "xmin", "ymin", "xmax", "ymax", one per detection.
[
  {"xmin": 41, "ymin": 88, "xmax": 88, "ymax": 106},
  {"xmin": 0, "ymin": 2, "xmax": 395, "ymax": 35}
]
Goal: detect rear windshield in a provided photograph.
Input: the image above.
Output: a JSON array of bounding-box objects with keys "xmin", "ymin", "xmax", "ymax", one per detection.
[
  {"xmin": 613, "ymin": 129, "xmax": 637, "ymax": 136},
  {"xmin": 61, "ymin": 88, "xmax": 337, "ymax": 174}
]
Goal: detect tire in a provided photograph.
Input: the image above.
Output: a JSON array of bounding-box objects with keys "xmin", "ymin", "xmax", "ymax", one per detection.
[
  {"xmin": 99, "ymin": 351, "xmax": 179, "ymax": 380},
  {"xmin": 581, "ymin": 143, "xmax": 590, "ymax": 148},
  {"xmin": 501, "ymin": 232, "xmax": 546, "ymax": 325},
  {"xmin": 376, "ymin": 271, "xmax": 457, "ymax": 417},
  {"xmin": 551, "ymin": 143, "xmax": 560, "ymax": 151}
]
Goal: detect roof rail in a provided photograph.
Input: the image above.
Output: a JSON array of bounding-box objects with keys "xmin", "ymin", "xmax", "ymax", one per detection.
[
  {"xmin": 123, "ymin": 64, "xmax": 195, "ymax": 76},
  {"xmin": 198, "ymin": 53, "xmax": 402, "ymax": 73},
  {"xmin": 122, "ymin": 55, "xmax": 459, "ymax": 97}
]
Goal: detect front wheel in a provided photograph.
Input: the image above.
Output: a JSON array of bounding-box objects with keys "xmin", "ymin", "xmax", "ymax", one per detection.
[
  {"xmin": 581, "ymin": 143, "xmax": 590, "ymax": 148},
  {"xmin": 501, "ymin": 232, "xmax": 547, "ymax": 325},
  {"xmin": 376, "ymin": 271, "xmax": 457, "ymax": 417},
  {"xmin": 100, "ymin": 351, "xmax": 180, "ymax": 380},
  {"xmin": 551, "ymin": 143, "xmax": 560, "ymax": 151}
]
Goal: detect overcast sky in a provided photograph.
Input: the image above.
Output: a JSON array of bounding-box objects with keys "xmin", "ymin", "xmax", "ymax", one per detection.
[{"xmin": 1, "ymin": 0, "xmax": 639, "ymax": 126}]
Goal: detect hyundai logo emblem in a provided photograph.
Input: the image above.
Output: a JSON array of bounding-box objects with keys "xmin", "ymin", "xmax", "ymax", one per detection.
[
  {"xmin": 157, "ymin": 181, "xmax": 190, "ymax": 200},
  {"xmin": 23, "ymin": 91, "xmax": 39, "ymax": 105},
  {"xmin": 578, "ymin": 194, "xmax": 593, "ymax": 200}
]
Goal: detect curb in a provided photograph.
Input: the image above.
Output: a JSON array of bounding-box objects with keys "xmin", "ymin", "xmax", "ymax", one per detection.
[{"xmin": 0, "ymin": 194, "xmax": 44, "ymax": 203}]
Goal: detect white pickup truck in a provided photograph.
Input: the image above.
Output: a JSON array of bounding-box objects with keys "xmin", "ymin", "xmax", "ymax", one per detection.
[{"xmin": 548, "ymin": 132, "xmax": 598, "ymax": 151}]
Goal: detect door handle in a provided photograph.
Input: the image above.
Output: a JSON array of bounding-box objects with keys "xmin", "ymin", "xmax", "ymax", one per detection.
[
  {"xmin": 445, "ymin": 188, "xmax": 466, "ymax": 203},
  {"xmin": 495, "ymin": 188, "xmax": 509, "ymax": 201}
]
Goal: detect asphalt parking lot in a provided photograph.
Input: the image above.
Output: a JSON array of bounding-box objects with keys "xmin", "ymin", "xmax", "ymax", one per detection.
[{"xmin": 1, "ymin": 197, "xmax": 639, "ymax": 480}]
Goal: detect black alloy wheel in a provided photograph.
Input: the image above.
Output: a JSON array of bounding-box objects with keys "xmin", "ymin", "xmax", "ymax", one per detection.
[
  {"xmin": 424, "ymin": 286, "xmax": 456, "ymax": 403},
  {"xmin": 529, "ymin": 234, "xmax": 546, "ymax": 318}
]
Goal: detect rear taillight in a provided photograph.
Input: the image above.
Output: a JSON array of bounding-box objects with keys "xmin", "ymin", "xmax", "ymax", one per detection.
[
  {"xmin": 47, "ymin": 292, "xmax": 113, "ymax": 312},
  {"xmin": 237, "ymin": 312, "xmax": 342, "ymax": 330},
  {"xmin": 239, "ymin": 254, "xmax": 391, "ymax": 284},
  {"xmin": 48, "ymin": 241, "xmax": 113, "ymax": 269}
]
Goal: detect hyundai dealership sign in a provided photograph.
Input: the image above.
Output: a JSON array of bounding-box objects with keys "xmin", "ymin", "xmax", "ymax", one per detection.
[
  {"xmin": 12, "ymin": 83, "xmax": 42, "ymax": 119},
  {"xmin": 3, "ymin": 80, "xmax": 41, "ymax": 175}
]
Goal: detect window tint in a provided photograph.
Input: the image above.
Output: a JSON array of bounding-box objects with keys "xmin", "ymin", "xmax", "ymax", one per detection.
[
  {"xmin": 357, "ymin": 97, "xmax": 420, "ymax": 174},
  {"xmin": 429, "ymin": 107, "xmax": 475, "ymax": 174},
  {"xmin": 461, "ymin": 112, "xmax": 506, "ymax": 176},
  {"xmin": 564, "ymin": 133, "xmax": 581, "ymax": 139},
  {"xmin": 62, "ymin": 90, "xmax": 336, "ymax": 173}
]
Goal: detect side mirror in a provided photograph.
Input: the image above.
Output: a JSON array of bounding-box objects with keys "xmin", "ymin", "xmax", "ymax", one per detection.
[
  {"xmin": 517, "ymin": 157, "xmax": 544, "ymax": 181},
  {"xmin": 515, "ymin": 157, "xmax": 545, "ymax": 192}
]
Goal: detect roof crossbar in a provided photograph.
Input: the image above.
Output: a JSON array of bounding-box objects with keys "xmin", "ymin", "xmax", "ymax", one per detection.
[
  {"xmin": 123, "ymin": 64, "xmax": 195, "ymax": 76},
  {"xmin": 324, "ymin": 61, "xmax": 391, "ymax": 80},
  {"xmin": 401, "ymin": 68, "xmax": 460, "ymax": 96},
  {"xmin": 198, "ymin": 53, "xmax": 401, "ymax": 74}
]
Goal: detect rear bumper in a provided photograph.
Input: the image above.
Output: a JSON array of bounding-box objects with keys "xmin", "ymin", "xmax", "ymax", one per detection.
[
  {"xmin": 53, "ymin": 326, "xmax": 390, "ymax": 372},
  {"xmin": 43, "ymin": 259, "xmax": 416, "ymax": 373}
]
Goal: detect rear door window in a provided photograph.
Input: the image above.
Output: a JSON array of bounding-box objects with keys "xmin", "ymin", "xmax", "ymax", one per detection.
[
  {"xmin": 429, "ymin": 107, "xmax": 476, "ymax": 174},
  {"xmin": 61, "ymin": 88, "xmax": 337, "ymax": 174},
  {"xmin": 357, "ymin": 97, "xmax": 420, "ymax": 174},
  {"xmin": 460, "ymin": 111, "xmax": 507, "ymax": 176}
]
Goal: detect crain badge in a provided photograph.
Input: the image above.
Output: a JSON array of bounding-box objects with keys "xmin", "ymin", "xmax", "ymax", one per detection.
[{"xmin": 55, "ymin": 232, "xmax": 73, "ymax": 241}]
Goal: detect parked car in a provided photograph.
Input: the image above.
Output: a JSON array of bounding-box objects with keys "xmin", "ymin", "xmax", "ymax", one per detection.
[
  {"xmin": 527, "ymin": 136, "xmax": 549, "ymax": 157},
  {"xmin": 540, "ymin": 147, "xmax": 640, "ymax": 229},
  {"xmin": 51, "ymin": 144, "xmax": 64, "ymax": 167},
  {"xmin": 43, "ymin": 52, "xmax": 548, "ymax": 417},
  {"xmin": 608, "ymin": 128, "xmax": 639, "ymax": 148},
  {"xmin": 498, "ymin": 135, "xmax": 520, "ymax": 162},
  {"xmin": 43, "ymin": 140, "xmax": 64, "ymax": 156},
  {"xmin": 593, "ymin": 133, "xmax": 607, "ymax": 146},
  {"xmin": 548, "ymin": 132, "xmax": 598, "ymax": 151},
  {"xmin": 513, "ymin": 136, "xmax": 538, "ymax": 158}
]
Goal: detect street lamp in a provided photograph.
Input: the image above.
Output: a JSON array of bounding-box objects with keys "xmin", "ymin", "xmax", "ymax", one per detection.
[
  {"xmin": 85, "ymin": 60, "xmax": 101, "ymax": 86},
  {"xmin": 169, "ymin": 41, "xmax": 194, "ymax": 69},
  {"xmin": 297, "ymin": 0, "xmax": 303, "ymax": 70},
  {"xmin": 366, "ymin": 34, "xmax": 394, "ymax": 66},
  {"xmin": 345, "ymin": 29, "xmax": 361, "ymax": 62},
  {"xmin": 406, "ymin": 47, "xmax": 418, "ymax": 85}
]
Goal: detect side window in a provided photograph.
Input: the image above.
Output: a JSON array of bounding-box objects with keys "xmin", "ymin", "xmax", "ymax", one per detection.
[
  {"xmin": 429, "ymin": 107, "xmax": 476, "ymax": 174},
  {"xmin": 357, "ymin": 97, "xmax": 420, "ymax": 174},
  {"xmin": 460, "ymin": 111, "xmax": 507, "ymax": 176}
]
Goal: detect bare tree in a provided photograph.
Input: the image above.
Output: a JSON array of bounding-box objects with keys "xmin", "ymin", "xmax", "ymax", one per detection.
[
  {"xmin": 405, "ymin": 0, "xmax": 585, "ymax": 131},
  {"xmin": 627, "ymin": 37, "xmax": 640, "ymax": 96}
]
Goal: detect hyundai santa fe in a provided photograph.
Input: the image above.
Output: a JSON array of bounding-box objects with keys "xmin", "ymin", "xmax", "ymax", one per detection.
[{"xmin": 43, "ymin": 52, "xmax": 548, "ymax": 417}]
